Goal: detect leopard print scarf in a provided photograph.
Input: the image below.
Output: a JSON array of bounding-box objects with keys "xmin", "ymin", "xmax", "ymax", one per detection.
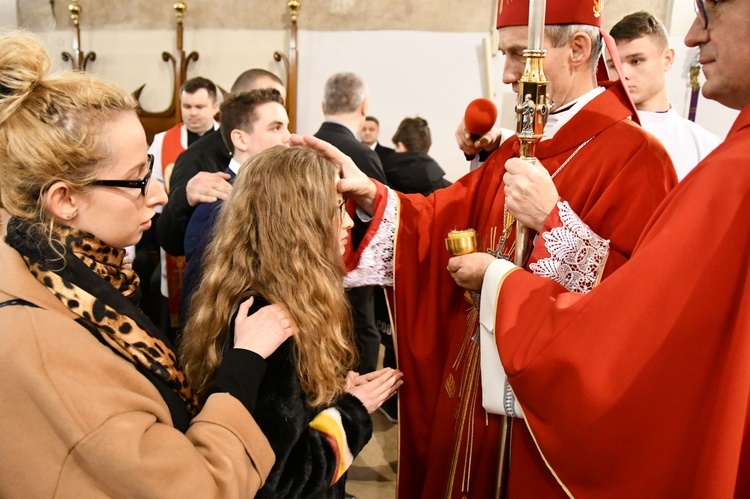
[{"xmin": 6, "ymin": 218, "xmax": 199, "ymax": 424}]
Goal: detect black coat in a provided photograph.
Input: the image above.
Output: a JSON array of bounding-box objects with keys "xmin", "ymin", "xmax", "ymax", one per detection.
[
  {"xmin": 157, "ymin": 131, "xmax": 230, "ymax": 256},
  {"xmin": 374, "ymin": 142, "xmax": 396, "ymax": 165},
  {"xmin": 383, "ymin": 151, "xmax": 452, "ymax": 196},
  {"xmin": 314, "ymin": 122, "xmax": 386, "ymax": 184},
  {"xmin": 227, "ymin": 297, "xmax": 373, "ymax": 499}
]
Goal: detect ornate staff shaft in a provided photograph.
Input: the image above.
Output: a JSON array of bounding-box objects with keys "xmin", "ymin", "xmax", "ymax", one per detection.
[
  {"xmin": 513, "ymin": 0, "xmax": 549, "ymax": 267},
  {"xmin": 495, "ymin": 6, "xmax": 550, "ymax": 496}
]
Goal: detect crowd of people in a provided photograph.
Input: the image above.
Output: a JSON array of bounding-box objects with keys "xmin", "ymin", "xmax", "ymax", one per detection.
[{"xmin": 1, "ymin": 0, "xmax": 748, "ymax": 497}]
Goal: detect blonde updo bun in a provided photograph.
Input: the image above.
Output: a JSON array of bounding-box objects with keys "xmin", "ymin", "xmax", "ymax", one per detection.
[
  {"xmin": 0, "ymin": 31, "xmax": 49, "ymax": 126},
  {"xmin": 0, "ymin": 30, "xmax": 137, "ymax": 232}
]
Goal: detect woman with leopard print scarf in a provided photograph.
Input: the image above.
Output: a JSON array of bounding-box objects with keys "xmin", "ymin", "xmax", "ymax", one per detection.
[{"xmin": 0, "ymin": 31, "xmax": 294, "ymax": 498}]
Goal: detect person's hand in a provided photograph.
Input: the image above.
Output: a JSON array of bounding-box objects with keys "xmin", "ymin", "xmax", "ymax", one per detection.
[
  {"xmin": 345, "ymin": 370, "xmax": 359, "ymax": 391},
  {"xmin": 345, "ymin": 368, "xmax": 403, "ymax": 414},
  {"xmin": 503, "ymin": 157, "xmax": 559, "ymax": 232},
  {"xmin": 289, "ymin": 134, "xmax": 378, "ymax": 215},
  {"xmin": 447, "ymin": 252, "xmax": 496, "ymax": 292},
  {"xmin": 185, "ymin": 171, "xmax": 232, "ymax": 207},
  {"xmin": 233, "ymin": 297, "xmax": 298, "ymax": 359},
  {"xmin": 455, "ymin": 120, "xmax": 505, "ymax": 157}
]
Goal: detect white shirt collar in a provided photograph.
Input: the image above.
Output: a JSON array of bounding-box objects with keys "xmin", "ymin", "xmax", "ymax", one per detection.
[
  {"xmin": 544, "ymin": 86, "xmax": 606, "ymax": 140},
  {"xmin": 228, "ymin": 157, "xmax": 242, "ymax": 175}
]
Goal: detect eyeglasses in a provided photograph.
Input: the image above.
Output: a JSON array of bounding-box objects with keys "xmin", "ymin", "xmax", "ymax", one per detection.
[
  {"xmin": 694, "ymin": 0, "xmax": 720, "ymax": 30},
  {"xmin": 91, "ymin": 154, "xmax": 154, "ymax": 197}
]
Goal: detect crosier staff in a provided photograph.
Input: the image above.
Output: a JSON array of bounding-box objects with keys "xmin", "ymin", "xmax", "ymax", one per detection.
[
  {"xmin": 513, "ymin": 0, "xmax": 549, "ymax": 267},
  {"xmin": 492, "ymin": 1, "xmax": 550, "ymax": 496}
]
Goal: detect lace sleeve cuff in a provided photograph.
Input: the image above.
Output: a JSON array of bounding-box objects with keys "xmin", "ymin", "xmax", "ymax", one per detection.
[
  {"xmin": 528, "ymin": 200, "xmax": 610, "ymax": 294},
  {"xmin": 344, "ymin": 188, "xmax": 397, "ymax": 288}
]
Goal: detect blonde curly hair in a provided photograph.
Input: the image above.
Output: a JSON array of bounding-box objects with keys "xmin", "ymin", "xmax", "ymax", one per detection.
[{"xmin": 180, "ymin": 146, "xmax": 356, "ymax": 407}]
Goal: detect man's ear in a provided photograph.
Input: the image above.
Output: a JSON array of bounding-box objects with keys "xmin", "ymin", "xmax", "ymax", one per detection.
[
  {"xmin": 360, "ymin": 97, "xmax": 369, "ymax": 116},
  {"xmin": 569, "ymin": 31, "xmax": 594, "ymax": 69},
  {"xmin": 44, "ymin": 181, "xmax": 80, "ymax": 222},
  {"xmin": 231, "ymin": 128, "xmax": 249, "ymax": 154},
  {"xmin": 321, "ymin": 101, "xmax": 327, "ymax": 116},
  {"xmin": 662, "ymin": 47, "xmax": 675, "ymax": 72}
]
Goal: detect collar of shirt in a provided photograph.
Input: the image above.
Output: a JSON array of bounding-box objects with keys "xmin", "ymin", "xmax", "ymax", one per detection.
[
  {"xmin": 544, "ymin": 86, "xmax": 606, "ymax": 141},
  {"xmin": 227, "ymin": 157, "xmax": 242, "ymax": 175}
]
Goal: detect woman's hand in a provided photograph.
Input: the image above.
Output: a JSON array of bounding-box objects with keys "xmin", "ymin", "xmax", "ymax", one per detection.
[
  {"xmin": 345, "ymin": 368, "xmax": 404, "ymax": 414},
  {"xmin": 233, "ymin": 297, "xmax": 298, "ymax": 358}
]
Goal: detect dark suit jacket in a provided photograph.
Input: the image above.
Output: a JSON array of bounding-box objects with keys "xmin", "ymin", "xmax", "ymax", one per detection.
[
  {"xmin": 180, "ymin": 166, "xmax": 236, "ymax": 324},
  {"xmin": 314, "ymin": 121, "xmax": 386, "ymax": 184},
  {"xmin": 374, "ymin": 142, "xmax": 396, "ymax": 165},
  {"xmin": 157, "ymin": 130, "xmax": 231, "ymax": 256}
]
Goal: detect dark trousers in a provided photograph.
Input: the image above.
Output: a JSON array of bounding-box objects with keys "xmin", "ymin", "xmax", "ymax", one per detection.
[{"xmin": 346, "ymin": 286, "xmax": 381, "ymax": 374}]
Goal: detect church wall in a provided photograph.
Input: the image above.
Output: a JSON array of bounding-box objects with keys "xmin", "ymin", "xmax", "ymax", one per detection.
[{"xmin": 10, "ymin": 0, "xmax": 738, "ymax": 181}]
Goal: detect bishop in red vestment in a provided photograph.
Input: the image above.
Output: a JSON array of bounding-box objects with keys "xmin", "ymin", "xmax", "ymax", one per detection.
[
  {"xmin": 335, "ymin": 2, "xmax": 678, "ymax": 497},
  {"xmin": 445, "ymin": 1, "xmax": 750, "ymax": 496}
]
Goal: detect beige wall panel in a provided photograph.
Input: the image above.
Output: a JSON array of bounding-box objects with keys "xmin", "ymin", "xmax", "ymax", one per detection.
[
  {"xmin": 601, "ymin": 0, "xmax": 671, "ymax": 32},
  {"xmin": 18, "ymin": 0, "xmax": 493, "ymax": 32}
]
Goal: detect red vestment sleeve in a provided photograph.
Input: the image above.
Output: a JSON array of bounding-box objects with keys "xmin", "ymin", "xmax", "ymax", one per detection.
[{"xmin": 495, "ymin": 105, "xmax": 750, "ymax": 498}]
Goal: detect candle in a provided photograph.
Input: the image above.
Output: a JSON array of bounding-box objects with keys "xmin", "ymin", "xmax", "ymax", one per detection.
[
  {"xmin": 482, "ymin": 36, "xmax": 493, "ymax": 98},
  {"xmin": 527, "ymin": 0, "xmax": 546, "ymax": 51}
]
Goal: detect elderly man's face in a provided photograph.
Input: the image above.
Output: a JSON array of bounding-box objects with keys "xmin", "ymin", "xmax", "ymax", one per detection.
[
  {"xmin": 498, "ymin": 26, "xmax": 576, "ymax": 111},
  {"xmin": 686, "ymin": 0, "xmax": 750, "ymax": 110}
]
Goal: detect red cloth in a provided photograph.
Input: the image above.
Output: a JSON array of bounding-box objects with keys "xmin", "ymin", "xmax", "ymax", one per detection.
[
  {"xmin": 367, "ymin": 83, "xmax": 677, "ymax": 498},
  {"xmin": 161, "ymin": 123, "xmax": 185, "ymax": 186},
  {"xmin": 161, "ymin": 124, "xmax": 186, "ymax": 327},
  {"xmin": 497, "ymin": 0, "xmax": 603, "ymax": 28},
  {"xmin": 494, "ymin": 104, "xmax": 750, "ymax": 498}
]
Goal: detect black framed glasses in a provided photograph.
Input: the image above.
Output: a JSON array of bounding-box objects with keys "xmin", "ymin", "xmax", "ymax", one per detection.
[
  {"xmin": 694, "ymin": 0, "xmax": 721, "ymax": 29},
  {"xmin": 91, "ymin": 154, "xmax": 154, "ymax": 197}
]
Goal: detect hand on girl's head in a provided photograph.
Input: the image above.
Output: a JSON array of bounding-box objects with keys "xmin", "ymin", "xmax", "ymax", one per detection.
[{"xmin": 233, "ymin": 297, "xmax": 298, "ymax": 359}]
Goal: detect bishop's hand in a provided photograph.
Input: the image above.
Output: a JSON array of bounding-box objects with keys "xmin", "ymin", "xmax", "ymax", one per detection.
[
  {"xmin": 447, "ymin": 252, "xmax": 496, "ymax": 292},
  {"xmin": 503, "ymin": 157, "xmax": 559, "ymax": 232},
  {"xmin": 290, "ymin": 134, "xmax": 377, "ymax": 215}
]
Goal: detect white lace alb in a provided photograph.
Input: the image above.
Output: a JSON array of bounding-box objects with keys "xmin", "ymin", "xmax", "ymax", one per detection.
[
  {"xmin": 343, "ymin": 189, "xmax": 397, "ymax": 288},
  {"xmin": 528, "ymin": 201, "xmax": 610, "ymax": 294}
]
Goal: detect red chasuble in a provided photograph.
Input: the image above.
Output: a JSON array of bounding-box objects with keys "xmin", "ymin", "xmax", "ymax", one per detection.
[
  {"xmin": 161, "ymin": 124, "xmax": 187, "ymax": 328},
  {"xmin": 378, "ymin": 82, "xmax": 677, "ymax": 499},
  {"xmin": 493, "ymin": 104, "xmax": 750, "ymax": 498}
]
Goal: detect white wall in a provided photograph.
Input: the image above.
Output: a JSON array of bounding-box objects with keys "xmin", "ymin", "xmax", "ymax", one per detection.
[
  {"xmin": 0, "ymin": 0, "xmax": 17, "ymax": 27},
  {"xmin": 33, "ymin": 17, "xmax": 738, "ymax": 181},
  {"xmin": 37, "ymin": 28, "xmax": 502, "ymax": 182},
  {"xmin": 665, "ymin": 8, "xmax": 739, "ymax": 139},
  {"xmin": 39, "ymin": 29, "xmax": 288, "ymax": 112},
  {"xmin": 297, "ymin": 30, "xmax": 505, "ymax": 182}
]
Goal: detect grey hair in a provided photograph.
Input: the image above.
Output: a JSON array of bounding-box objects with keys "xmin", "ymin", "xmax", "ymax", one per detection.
[
  {"xmin": 545, "ymin": 24, "xmax": 603, "ymax": 72},
  {"xmin": 323, "ymin": 72, "xmax": 368, "ymax": 115}
]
